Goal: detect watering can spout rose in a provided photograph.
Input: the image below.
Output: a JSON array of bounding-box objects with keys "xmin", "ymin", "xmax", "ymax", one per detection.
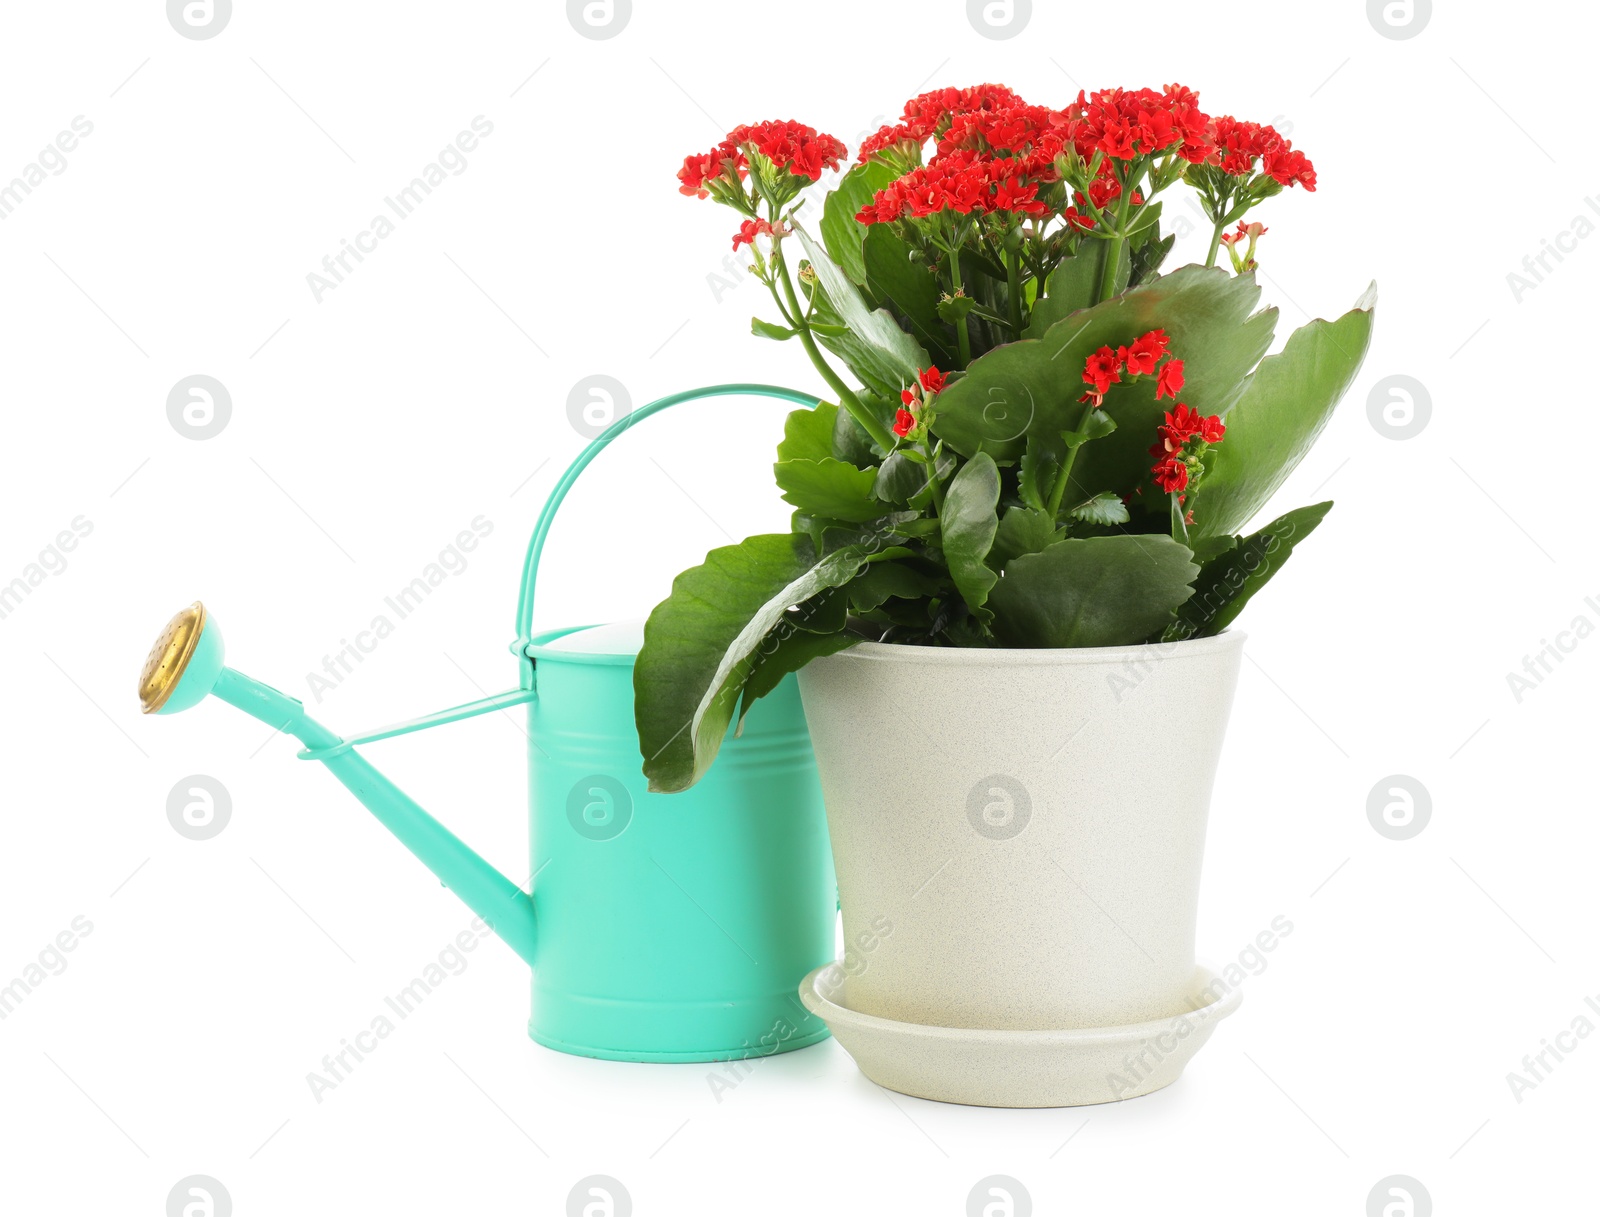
[{"xmin": 137, "ymin": 384, "xmax": 840, "ymax": 1063}]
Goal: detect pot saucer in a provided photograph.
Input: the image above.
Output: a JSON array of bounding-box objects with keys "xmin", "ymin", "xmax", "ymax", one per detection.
[{"xmin": 798, "ymin": 964, "xmax": 1242, "ymax": 1108}]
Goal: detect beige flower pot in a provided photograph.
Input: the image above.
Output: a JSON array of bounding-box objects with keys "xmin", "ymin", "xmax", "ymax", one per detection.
[{"xmin": 796, "ymin": 631, "xmax": 1247, "ymax": 1106}]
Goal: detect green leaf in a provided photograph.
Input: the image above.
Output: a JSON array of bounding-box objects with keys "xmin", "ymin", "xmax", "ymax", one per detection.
[
  {"xmin": 1192, "ymin": 287, "xmax": 1376, "ymax": 539},
  {"xmin": 777, "ymin": 402, "xmax": 839, "ymax": 465},
  {"xmin": 936, "ymin": 294, "xmax": 978, "ymax": 323},
  {"xmin": 798, "ymin": 225, "xmax": 930, "ymax": 398},
  {"xmin": 635, "ymin": 535, "xmax": 871, "ymax": 791},
  {"xmin": 736, "ymin": 626, "xmax": 858, "ymax": 731},
  {"xmin": 831, "ymin": 392, "xmax": 886, "ymax": 465},
  {"xmin": 820, "ymin": 159, "xmax": 900, "ymax": 286},
  {"xmin": 1023, "ymin": 244, "xmax": 1121, "ymax": 339},
  {"xmin": 774, "ymin": 457, "xmax": 882, "ymax": 522},
  {"xmin": 1069, "ymin": 491, "xmax": 1130, "ymax": 525},
  {"xmin": 989, "ymin": 534, "xmax": 1198, "ymax": 647},
  {"xmin": 1061, "ymin": 408, "xmax": 1118, "ymax": 451},
  {"xmin": 848, "ymin": 561, "xmax": 945, "ymax": 611},
  {"xmin": 752, "ymin": 317, "xmax": 796, "ymax": 341},
  {"xmin": 1018, "ymin": 432, "xmax": 1063, "ymax": 511},
  {"xmin": 990, "ymin": 505, "xmax": 1057, "ymax": 567},
  {"xmin": 1129, "ymin": 232, "xmax": 1175, "ymax": 288},
  {"xmin": 863, "ymin": 225, "xmax": 954, "ymax": 366},
  {"xmin": 935, "ymin": 266, "xmax": 1275, "ymax": 475},
  {"xmin": 940, "ymin": 452, "xmax": 1001, "ymax": 616},
  {"xmin": 1165, "ymin": 502, "xmax": 1333, "ymax": 640}
]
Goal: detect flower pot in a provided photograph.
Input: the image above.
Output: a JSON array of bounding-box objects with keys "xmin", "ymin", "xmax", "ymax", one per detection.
[{"xmin": 795, "ymin": 631, "xmax": 1246, "ymax": 1106}]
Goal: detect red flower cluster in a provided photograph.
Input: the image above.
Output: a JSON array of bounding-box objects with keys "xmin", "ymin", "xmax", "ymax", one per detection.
[
  {"xmin": 1150, "ymin": 404, "xmax": 1226, "ymax": 494},
  {"xmin": 856, "ymin": 85, "xmax": 1067, "ymax": 224},
  {"xmin": 849, "ymin": 81, "xmax": 1315, "ymax": 229},
  {"xmin": 894, "ymin": 366, "xmax": 945, "ymax": 438},
  {"xmin": 856, "ymin": 84, "xmax": 1027, "ymax": 163},
  {"xmin": 857, "ymin": 149, "xmax": 1050, "ymax": 223},
  {"xmin": 678, "ymin": 120, "xmax": 847, "ymax": 199},
  {"xmin": 1079, "ymin": 329, "xmax": 1184, "ymax": 406},
  {"xmin": 1211, "ymin": 116, "xmax": 1315, "ymax": 190},
  {"xmin": 1058, "ymin": 85, "xmax": 1214, "ymax": 166}
]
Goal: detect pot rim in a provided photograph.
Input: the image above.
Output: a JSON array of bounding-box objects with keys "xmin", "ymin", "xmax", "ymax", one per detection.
[{"xmin": 818, "ymin": 628, "xmax": 1246, "ymax": 667}]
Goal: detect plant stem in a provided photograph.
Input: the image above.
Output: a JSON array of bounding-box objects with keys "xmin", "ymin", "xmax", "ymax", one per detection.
[
  {"xmin": 1004, "ymin": 236, "xmax": 1024, "ymax": 339},
  {"xmin": 947, "ymin": 237, "xmax": 972, "ymax": 367},
  {"xmin": 771, "ymin": 244, "xmax": 896, "ymax": 451},
  {"xmin": 1170, "ymin": 492, "xmax": 1189, "ymax": 544},
  {"xmin": 1095, "ymin": 171, "xmax": 1138, "ymax": 304},
  {"xmin": 1046, "ymin": 402, "xmax": 1096, "ymax": 518},
  {"xmin": 1203, "ymin": 185, "xmax": 1231, "ymax": 269}
]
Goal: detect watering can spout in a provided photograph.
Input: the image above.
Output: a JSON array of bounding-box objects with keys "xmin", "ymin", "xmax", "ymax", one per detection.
[{"xmin": 139, "ymin": 603, "xmax": 539, "ymax": 966}]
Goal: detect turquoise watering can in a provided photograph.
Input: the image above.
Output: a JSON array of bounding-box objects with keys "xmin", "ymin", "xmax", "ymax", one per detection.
[{"xmin": 138, "ymin": 384, "xmax": 838, "ymax": 1062}]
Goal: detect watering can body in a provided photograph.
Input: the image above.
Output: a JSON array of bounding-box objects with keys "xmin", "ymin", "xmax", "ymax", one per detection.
[
  {"xmin": 526, "ymin": 624, "xmax": 834, "ymax": 1060},
  {"xmin": 141, "ymin": 384, "xmax": 839, "ymax": 1064}
]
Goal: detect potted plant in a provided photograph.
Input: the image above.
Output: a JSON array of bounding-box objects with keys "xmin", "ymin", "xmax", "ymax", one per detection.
[{"xmin": 633, "ymin": 84, "xmax": 1373, "ymax": 1106}]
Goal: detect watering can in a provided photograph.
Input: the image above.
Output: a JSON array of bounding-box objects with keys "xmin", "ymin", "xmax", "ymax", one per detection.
[{"xmin": 138, "ymin": 384, "xmax": 838, "ymax": 1062}]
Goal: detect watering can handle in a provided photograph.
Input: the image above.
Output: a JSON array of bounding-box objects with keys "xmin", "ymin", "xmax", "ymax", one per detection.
[{"xmin": 512, "ymin": 383, "xmax": 822, "ymax": 679}]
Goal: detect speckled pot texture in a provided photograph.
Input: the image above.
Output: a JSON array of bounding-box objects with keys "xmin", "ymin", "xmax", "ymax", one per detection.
[{"xmin": 796, "ymin": 632, "xmax": 1246, "ymax": 1103}]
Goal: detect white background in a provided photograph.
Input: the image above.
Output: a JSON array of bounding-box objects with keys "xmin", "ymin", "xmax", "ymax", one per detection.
[{"xmin": 1, "ymin": 0, "xmax": 1593, "ymax": 1213}]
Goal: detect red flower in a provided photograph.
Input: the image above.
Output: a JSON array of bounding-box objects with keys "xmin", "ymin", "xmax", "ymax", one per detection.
[
  {"xmin": 679, "ymin": 120, "xmax": 845, "ymax": 199},
  {"xmin": 677, "ymin": 147, "xmax": 739, "ymax": 198},
  {"xmin": 728, "ymin": 120, "xmax": 846, "ymax": 182},
  {"xmin": 1264, "ymin": 148, "xmax": 1317, "ymax": 191},
  {"xmin": 857, "ymin": 121, "xmax": 924, "ymax": 165},
  {"xmin": 893, "ymin": 408, "xmax": 917, "ymax": 438},
  {"xmin": 1156, "ymin": 358, "xmax": 1185, "ymax": 401},
  {"xmin": 1083, "ymin": 346, "xmax": 1123, "ymax": 397},
  {"xmin": 900, "ymin": 387, "xmax": 918, "ymax": 406},
  {"xmin": 858, "ymin": 84, "xmax": 1031, "ymax": 164},
  {"xmin": 1207, "ymin": 117, "xmax": 1314, "ymax": 191},
  {"xmin": 1151, "ymin": 403, "xmax": 1225, "ymax": 454},
  {"xmin": 1056, "ymin": 84, "xmax": 1216, "ymax": 167},
  {"xmin": 919, "ymin": 366, "xmax": 946, "ymax": 394},
  {"xmin": 1152, "ymin": 457, "xmax": 1189, "ymax": 494},
  {"xmin": 1123, "ymin": 329, "xmax": 1169, "ymax": 376},
  {"xmin": 731, "ymin": 218, "xmax": 772, "ymax": 251}
]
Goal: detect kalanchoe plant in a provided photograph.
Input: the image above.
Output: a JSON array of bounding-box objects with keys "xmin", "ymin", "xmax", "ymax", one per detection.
[{"xmin": 636, "ymin": 84, "xmax": 1374, "ymax": 792}]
